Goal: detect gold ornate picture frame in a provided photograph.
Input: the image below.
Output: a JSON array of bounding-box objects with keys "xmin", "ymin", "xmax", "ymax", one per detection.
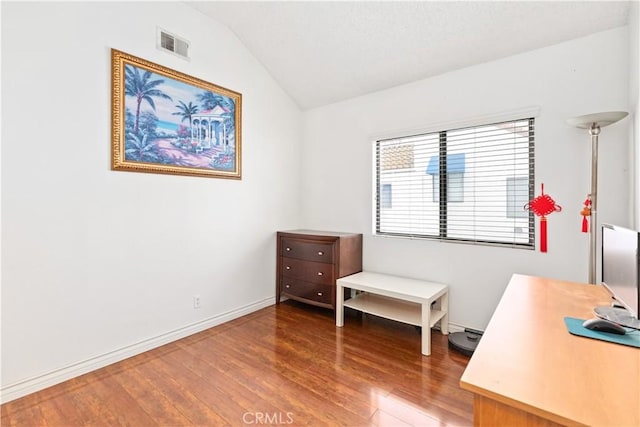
[{"xmin": 111, "ymin": 49, "xmax": 242, "ymax": 179}]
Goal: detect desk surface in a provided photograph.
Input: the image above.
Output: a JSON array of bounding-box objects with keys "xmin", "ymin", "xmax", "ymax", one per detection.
[{"xmin": 460, "ymin": 274, "xmax": 640, "ymax": 426}]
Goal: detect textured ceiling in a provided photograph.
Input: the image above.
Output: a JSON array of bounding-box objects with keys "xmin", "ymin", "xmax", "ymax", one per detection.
[{"xmin": 187, "ymin": 1, "xmax": 630, "ymax": 110}]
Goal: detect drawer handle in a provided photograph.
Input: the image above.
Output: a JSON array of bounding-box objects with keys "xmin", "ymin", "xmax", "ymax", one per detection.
[
  {"xmin": 285, "ymin": 284, "xmax": 291, "ymax": 289},
  {"xmin": 285, "ymin": 266, "xmax": 291, "ymax": 270},
  {"xmin": 317, "ymin": 251, "xmax": 324, "ymax": 256},
  {"xmin": 285, "ymin": 247, "xmax": 291, "ymax": 251},
  {"xmin": 317, "ymin": 292, "xmax": 323, "ymax": 296},
  {"xmin": 317, "ymin": 272, "xmax": 323, "ymax": 276}
]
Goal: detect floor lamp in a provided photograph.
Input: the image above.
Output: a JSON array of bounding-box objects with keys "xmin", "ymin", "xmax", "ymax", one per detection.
[{"xmin": 566, "ymin": 111, "xmax": 628, "ymax": 284}]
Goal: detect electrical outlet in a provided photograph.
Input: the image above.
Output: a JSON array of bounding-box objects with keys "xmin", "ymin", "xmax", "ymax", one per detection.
[{"xmin": 193, "ymin": 295, "xmax": 201, "ymax": 309}]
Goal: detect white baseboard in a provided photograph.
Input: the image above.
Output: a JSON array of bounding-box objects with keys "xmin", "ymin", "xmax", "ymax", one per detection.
[
  {"xmin": 0, "ymin": 297, "xmax": 274, "ymax": 404},
  {"xmin": 446, "ymin": 322, "xmax": 468, "ymax": 333},
  {"xmin": 431, "ymin": 322, "xmax": 472, "ymax": 334}
]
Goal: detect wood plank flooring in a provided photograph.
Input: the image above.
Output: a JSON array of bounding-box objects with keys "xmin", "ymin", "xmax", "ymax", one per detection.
[{"xmin": 1, "ymin": 301, "xmax": 474, "ymax": 426}]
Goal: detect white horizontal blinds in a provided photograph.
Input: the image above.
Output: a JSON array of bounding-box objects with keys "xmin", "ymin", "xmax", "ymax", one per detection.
[
  {"xmin": 445, "ymin": 119, "xmax": 534, "ymax": 246},
  {"xmin": 377, "ymin": 133, "xmax": 440, "ymax": 237},
  {"xmin": 376, "ymin": 118, "xmax": 535, "ymax": 248}
]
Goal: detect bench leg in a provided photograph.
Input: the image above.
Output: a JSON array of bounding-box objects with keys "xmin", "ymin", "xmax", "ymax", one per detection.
[
  {"xmin": 336, "ymin": 284, "xmax": 344, "ymax": 327},
  {"xmin": 421, "ymin": 302, "xmax": 431, "ymax": 356},
  {"xmin": 440, "ymin": 291, "xmax": 449, "ymax": 335}
]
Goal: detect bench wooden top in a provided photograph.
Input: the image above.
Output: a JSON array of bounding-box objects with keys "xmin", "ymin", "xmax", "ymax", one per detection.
[{"xmin": 337, "ymin": 271, "xmax": 448, "ymax": 303}]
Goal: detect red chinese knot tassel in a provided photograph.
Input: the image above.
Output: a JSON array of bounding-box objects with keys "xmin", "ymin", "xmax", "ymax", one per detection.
[
  {"xmin": 580, "ymin": 195, "xmax": 591, "ymax": 233},
  {"xmin": 540, "ymin": 217, "xmax": 548, "ymax": 253},
  {"xmin": 524, "ymin": 183, "xmax": 561, "ymax": 253}
]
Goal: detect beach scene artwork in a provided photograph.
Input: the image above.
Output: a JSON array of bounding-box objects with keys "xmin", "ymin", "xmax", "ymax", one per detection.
[{"xmin": 112, "ymin": 49, "xmax": 242, "ymax": 179}]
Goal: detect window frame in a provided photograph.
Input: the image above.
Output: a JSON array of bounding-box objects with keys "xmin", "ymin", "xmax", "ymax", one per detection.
[{"xmin": 432, "ymin": 173, "xmax": 464, "ymax": 203}]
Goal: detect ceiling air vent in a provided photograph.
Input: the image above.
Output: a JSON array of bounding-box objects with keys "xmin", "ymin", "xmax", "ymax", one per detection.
[{"xmin": 157, "ymin": 28, "xmax": 189, "ymax": 60}]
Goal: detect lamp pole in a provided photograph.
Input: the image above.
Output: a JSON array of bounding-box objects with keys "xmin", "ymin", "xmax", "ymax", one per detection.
[
  {"xmin": 588, "ymin": 123, "xmax": 600, "ymax": 284},
  {"xmin": 566, "ymin": 111, "xmax": 628, "ymax": 284}
]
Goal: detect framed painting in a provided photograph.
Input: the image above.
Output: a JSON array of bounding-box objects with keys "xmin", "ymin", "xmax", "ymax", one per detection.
[{"xmin": 111, "ymin": 49, "xmax": 242, "ymax": 179}]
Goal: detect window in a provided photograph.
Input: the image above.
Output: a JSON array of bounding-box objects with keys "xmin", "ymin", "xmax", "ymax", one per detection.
[
  {"xmin": 375, "ymin": 118, "xmax": 534, "ymax": 248},
  {"xmin": 381, "ymin": 184, "xmax": 392, "ymax": 209},
  {"xmin": 506, "ymin": 177, "xmax": 529, "ymax": 219},
  {"xmin": 432, "ymin": 173, "xmax": 465, "ymax": 202},
  {"xmin": 428, "ymin": 154, "xmax": 465, "ymax": 203}
]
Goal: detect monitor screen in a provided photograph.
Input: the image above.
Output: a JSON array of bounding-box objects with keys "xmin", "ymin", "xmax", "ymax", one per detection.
[{"xmin": 601, "ymin": 224, "xmax": 640, "ymax": 319}]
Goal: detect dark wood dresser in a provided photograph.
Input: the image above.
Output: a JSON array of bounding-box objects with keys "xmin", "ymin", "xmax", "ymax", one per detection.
[{"xmin": 276, "ymin": 230, "xmax": 363, "ymax": 310}]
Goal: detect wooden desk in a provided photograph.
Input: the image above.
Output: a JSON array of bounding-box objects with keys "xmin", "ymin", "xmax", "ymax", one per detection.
[{"xmin": 460, "ymin": 274, "xmax": 640, "ymax": 427}]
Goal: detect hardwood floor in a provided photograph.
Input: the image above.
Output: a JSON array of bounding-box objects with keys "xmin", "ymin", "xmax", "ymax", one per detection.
[{"xmin": 1, "ymin": 301, "xmax": 473, "ymax": 426}]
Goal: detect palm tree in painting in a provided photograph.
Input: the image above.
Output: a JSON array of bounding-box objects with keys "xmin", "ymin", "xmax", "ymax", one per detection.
[
  {"xmin": 125, "ymin": 131, "xmax": 160, "ymax": 163},
  {"xmin": 125, "ymin": 65, "xmax": 173, "ymax": 134},
  {"xmin": 125, "ymin": 108, "xmax": 135, "ymax": 134},
  {"xmin": 172, "ymin": 101, "xmax": 199, "ymax": 129},
  {"xmin": 197, "ymin": 91, "xmax": 234, "ymax": 112},
  {"xmin": 139, "ymin": 111, "xmax": 159, "ymax": 137}
]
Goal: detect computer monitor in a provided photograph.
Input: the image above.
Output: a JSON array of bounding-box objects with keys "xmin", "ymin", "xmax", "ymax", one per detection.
[{"xmin": 595, "ymin": 224, "xmax": 640, "ymax": 329}]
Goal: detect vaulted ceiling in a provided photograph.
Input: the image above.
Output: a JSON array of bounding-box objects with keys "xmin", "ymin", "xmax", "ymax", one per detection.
[{"xmin": 187, "ymin": 1, "xmax": 631, "ymax": 110}]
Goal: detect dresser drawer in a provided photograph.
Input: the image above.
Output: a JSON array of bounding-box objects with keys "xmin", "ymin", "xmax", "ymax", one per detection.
[
  {"xmin": 281, "ymin": 279, "xmax": 332, "ymax": 305},
  {"xmin": 281, "ymin": 257, "xmax": 333, "ymax": 285},
  {"xmin": 281, "ymin": 238, "xmax": 334, "ymax": 263}
]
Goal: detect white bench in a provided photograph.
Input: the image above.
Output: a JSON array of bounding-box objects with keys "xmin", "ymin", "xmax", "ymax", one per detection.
[{"xmin": 336, "ymin": 271, "xmax": 449, "ymax": 356}]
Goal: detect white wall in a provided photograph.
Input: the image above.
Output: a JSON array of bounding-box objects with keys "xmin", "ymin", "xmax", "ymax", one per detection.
[
  {"xmin": 301, "ymin": 27, "xmax": 631, "ymax": 330},
  {"xmin": 1, "ymin": 2, "xmax": 302, "ymax": 401},
  {"xmin": 630, "ymin": 1, "xmax": 640, "ymax": 227}
]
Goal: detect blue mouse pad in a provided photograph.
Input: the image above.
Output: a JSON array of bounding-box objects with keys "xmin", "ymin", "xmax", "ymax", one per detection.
[{"xmin": 564, "ymin": 317, "xmax": 640, "ymax": 348}]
